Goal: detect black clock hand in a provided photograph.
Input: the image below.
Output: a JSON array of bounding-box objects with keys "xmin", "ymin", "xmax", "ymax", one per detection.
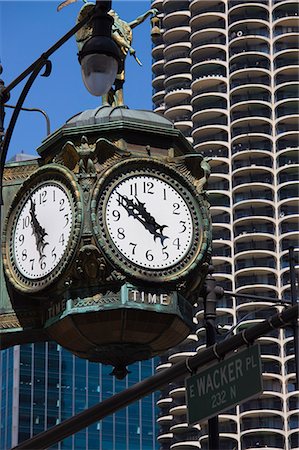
[
  {"xmin": 29, "ymin": 198, "xmax": 49, "ymax": 260},
  {"xmin": 117, "ymin": 193, "xmax": 169, "ymax": 245}
]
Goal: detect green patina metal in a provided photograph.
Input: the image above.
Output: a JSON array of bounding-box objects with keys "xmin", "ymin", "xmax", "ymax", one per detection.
[{"xmin": 1, "ymin": 106, "xmax": 212, "ymax": 375}]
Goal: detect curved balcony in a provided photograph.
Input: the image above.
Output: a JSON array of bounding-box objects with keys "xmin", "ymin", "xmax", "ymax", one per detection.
[
  {"xmin": 209, "ymin": 191, "xmax": 231, "ymax": 208},
  {"xmin": 165, "ymin": 90, "xmax": 191, "ymax": 109},
  {"xmin": 235, "ymin": 254, "xmax": 276, "ymax": 272},
  {"xmin": 211, "ymin": 208, "xmax": 231, "ymax": 225},
  {"xmin": 236, "ymin": 304, "xmax": 278, "ymax": 322},
  {"xmin": 288, "ymin": 394, "xmax": 299, "ymax": 412},
  {"xmin": 199, "ymin": 436, "xmax": 238, "ymax": 450},
  {"xmin": 231, "ymin": 68, "xmax": 271, "ymax": 89},
  {"xmin": 192, "ymin": 105, "xmax": 228, "ymax": 123},
  {"xmin": 234, "ymin": 217, "xmax": 275, "ymax": 236},
  {"xmin": 278, "ymin": 182, "xmax": 299, "ymax": 201},
  {"xmin": 231, "ymin": 85, "xmax": 271, "ymax": 105},
  {"xmin": 235, "ymin": 270, "xmax": 277, "ymax": 289},
  {"xmin": 232, "ymin": 153, "xmax": 273, "ymax": 170},
  {"xmin": 273, "ymin": 2, "xmax": 299, "ymax": 21},
  {"xmin": 262, "ymin": 377, "xmax": 282, "ymax": 393},
  {"xmin": 235, "ymin": 288, "xmax": 279, "ymax": 307},
  {"xmin": 229, "ymin": 20, "xmax": 270, "ymax": 42},
  {"xmin": 163, "ymin": 10, "xmax": 190, "ymax": 29},
  {"xmin": 232, "ymin": 135, "xmax": 273, "ymax": 154},
  {"xmin": 280, "ymin": 234, "xmax": 299, "ymax": 253},
  {"xmin": 190, "ymin": 0, "xmax": 225, "ymax": 16},
  {"xmin": 229, "ymin": 38, "xmax": 270, "ymax": 58},
  {"xmin": 241, "ymin": 415, "xmax": 284, "ymax": 431},
  {"xmin": 191, "ymin": 29, "xmax": 226, "ymax": 48},
  {"xmin": 190, "ymin": 13, "xmax": 226, "ymax": 31},
  {"xmin": 191, "ymin": 46, "xmax": 226, "ymax": 65},
  {"xmin": 274, "ymin": 34, "xmax": 299, "ymax": 54},
  {"xmin": 165, "ymin": 58, "xmax": 191, "ymax": 77},
  {"xmin": 274, "ymin": 22, "xmax": 299, "ymax": 38},
  {"xmin": 276, "ymin": 101, "xmax": 299, "ymax": 121},
  {"xmin": 229, "ymin": 4, "xmax": 269, "ymax": 25},
  {"xmin": 164, "ymin": 27, "xmax": 190, "ymax": 46},
  {"xmin": 163, "ymin": 0, "xmax": 189, "ymax": 13},
  {"xmin": 233, "ymin": 168, "xmax": 274, "ymax": 187},
  {"xmin": 152, "ymin": 74, "xmax": 165, "ymax": 92},
  {"xmin": 192, "ymin": 125, "xmax": 228, "ymax": 146},
  {"xmin": 192, "ymin": 93, "xmax": 227, "ymax": 112},
  {"xmin": 192, "ymin": 61, "xmax": 227, "ymax": 80},
  {"xmin": 235, "ymin": 237, "xmax": 276, "ymax": 255},
  {"xmin": 280, "ymin": 250, "xmax": 299, "ymax": 273},
  {"xmin": 276, "ymin": 114, "xmax": 299, "ymax": 134},
  {"xmin": 288, "ymin": 412, "xmax": 299, "ymax": 431},
  {"xmin": 279, "ymin": 216, "xmax": 299, "ymax": 236},
  {"xmin": 275, "ymin": 66, "xmax": 299, "ymax": 86},
  {"xmin": 277, "ymin": 147, "xmax": 299, "ymax": 166},
  {"xmin": 152, "ymin": 42, "xmax": 164, "ymax": 61},
  {"xmin": 233, "ymin": 184, "xmax": 274, "ymax": 204},
  {"xmin": 164, "ymin": 104, "xmax": 192, "ymax": 122},
  {"xmin": 241, "ymin": 430, "xmax": 285, "ymax": 450},
  {"xmin": 230, "ymin": 52, "xmax": 270, "ymax": 74},
  {"xmin": 152, "ymin": 59, "xmax": 165, "ymax": 77},
  {"xmin": 164, "ymin": 42, "xmax": 191, "ymax": 61},
  {"xmin": 231, "ymin": 102, "xmax": 272, "ymax": 122},
  {"xmin": 234, "ymin": 200, "xmax": 274, "ymax": 219},
  {"xmin": 240, "ymin": 396, "xmax": 283, "ymax": 413},
  {"xmin": 210, "ymin": 159, "xmax": 229, "ymax": 174},
  {"xmin": 277, "ymin": 164, "xmax": 299, "ymax": 184},
  {"xmin": 231, "ymin": 118, "xmax": 272, "ymax": 138},
  {"xmin": 165, "ymin": 74, "xmax": 191, "ymax": 94},
  {"xmin": 212, "ymin": 225, "xmax": 231, "ymax": 242},
  {"xmin": 275, "ymin": 82, "xmax": 299, "ymax": 101}
]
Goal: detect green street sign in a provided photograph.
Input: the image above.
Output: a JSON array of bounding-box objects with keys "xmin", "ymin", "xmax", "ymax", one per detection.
[{"xmin": 185, "ymin": 345, "xmax": 262, "ymax": 424}]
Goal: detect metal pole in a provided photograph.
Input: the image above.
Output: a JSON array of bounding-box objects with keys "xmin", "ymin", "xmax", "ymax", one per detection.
[
  {"xmin": 204, "ymin": 268, "xmax": 223, "ymax": 450},
  {"xmin": 289, "ymin": 246, "xmax": 299, "ymax": 389},
  {"xmin": 224, "ymin": 291, "xmax": 286, "ymax": 304},
  {"xmin": 10, "ymin": 304, "xmax": 298, "ymax": 450}
]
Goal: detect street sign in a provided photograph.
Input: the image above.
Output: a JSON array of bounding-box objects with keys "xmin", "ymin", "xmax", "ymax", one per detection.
[{"xmin": 185, "ymin": 344, "xmax": 262, "ymax": 424}]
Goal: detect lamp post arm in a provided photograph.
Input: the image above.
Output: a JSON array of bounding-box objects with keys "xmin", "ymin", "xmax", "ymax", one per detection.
[
  {"xmin": 0, "ymin": 6, "xmax": 96, "ymax": 209},
  {"xmin": 0, "ymin": 61, "xmax": 46, "ymax": 207},
  {"xmin": 4, "ymin": 104, "xmax": 51, "ymax": 136}
]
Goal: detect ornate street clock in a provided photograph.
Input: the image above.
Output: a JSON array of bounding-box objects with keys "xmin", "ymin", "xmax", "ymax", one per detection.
[
  {"xmin": 2, "ymin": 164, "xmax": 82, "ymax": 293},
  {"xmin": 92, "ymin": 158, "xmax": 210, "ymax": 285}
]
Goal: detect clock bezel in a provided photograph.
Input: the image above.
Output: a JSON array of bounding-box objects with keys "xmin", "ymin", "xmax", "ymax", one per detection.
[
  {"xmin": 2, "ymin": 164, "xmax": 83, "ymax": 293},
  {"xmin": 91, "ymin": 158, "xmax": 211, "ymax": 284}
]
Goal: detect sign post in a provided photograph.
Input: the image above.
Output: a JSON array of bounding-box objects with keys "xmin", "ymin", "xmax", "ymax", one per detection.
[{"xmin": 185, "ymin": 344, "xmax": 262, "ymax": 425}]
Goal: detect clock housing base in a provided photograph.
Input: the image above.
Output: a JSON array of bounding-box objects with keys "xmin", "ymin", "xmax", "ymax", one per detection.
[{"xmin": 44, "ymin": 284, "xmax": 194, "ymax": 376}]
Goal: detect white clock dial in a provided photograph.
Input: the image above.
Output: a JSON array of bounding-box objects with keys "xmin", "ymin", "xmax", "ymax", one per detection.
[
  {"xmin": 13, "ymin": 182, "xmax": 73, "ymax": 279},
  {"xmin": 104, "ymin": 175, "xmax": 193, "ymax": 269}
]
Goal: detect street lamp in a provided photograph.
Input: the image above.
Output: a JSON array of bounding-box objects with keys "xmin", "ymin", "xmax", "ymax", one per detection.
[
  {"xmin": 0, "ymin": 0, "xmax": 119, "ymax": 211},
  {"xmin": 78, "ymin": 0, "xmax": 120, "ymax": 96}
]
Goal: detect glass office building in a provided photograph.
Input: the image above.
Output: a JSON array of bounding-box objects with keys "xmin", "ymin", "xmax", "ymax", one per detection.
[
  {"xmin": 0, "ymin": 343, "xmax": 158, "ymax": 449},
  {"xmin": 151, "ymin": 0, "xmax": 299, "ymax": 448}
]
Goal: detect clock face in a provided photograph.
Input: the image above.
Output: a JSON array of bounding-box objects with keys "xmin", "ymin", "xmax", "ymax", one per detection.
[
  {"xmin": 93, "ymin": 161, "xmax": 205, "ymax": 284},
  {"xmin": 105, "ymin": 175, "xmax": 193, "ymax": 269},
  {"xmin": 13, "ymin": 182, "xmax": 73, "ymax": 279}
]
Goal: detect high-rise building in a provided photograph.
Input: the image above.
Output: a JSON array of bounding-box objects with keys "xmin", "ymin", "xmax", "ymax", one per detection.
[
  {"xmin": 151, "ymin": 0, "xmax": 299, "ymax": 448},
  {"xmin": 0, "ymin": 342, "xmax": 158, "ymax": 450}
]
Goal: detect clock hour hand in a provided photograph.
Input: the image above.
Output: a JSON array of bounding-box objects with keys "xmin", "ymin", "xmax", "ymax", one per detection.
[
  {"xmin": 29, "ymin": 198, "xmax": 49, "ymax": 260},
  {"xmin": 117, "ymin": 193, "xmax": 169, "ymax": 245}
]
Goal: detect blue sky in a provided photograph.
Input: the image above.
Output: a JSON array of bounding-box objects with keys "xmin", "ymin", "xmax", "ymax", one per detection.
[{"xmin": 0, "ymin": 0, "xmax": 152, "ymax": 160}]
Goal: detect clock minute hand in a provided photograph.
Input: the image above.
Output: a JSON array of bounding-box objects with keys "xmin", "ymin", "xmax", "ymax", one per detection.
[
  {"xmin": 117, "ymin": 193, "xmax": 168, "ymax": 245},
  {"xmin": 29, "ymin": 198, "xmax": 49, "ymax": 260}
]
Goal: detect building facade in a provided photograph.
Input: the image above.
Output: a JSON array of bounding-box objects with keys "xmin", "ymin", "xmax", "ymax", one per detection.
[
  {"xmin": 151, "ymin": 0, "xmax": 299, "ymax": 449},
  {"xmin": 0, "ymin": 342, "xmax": 158, "ymax": 450}
]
